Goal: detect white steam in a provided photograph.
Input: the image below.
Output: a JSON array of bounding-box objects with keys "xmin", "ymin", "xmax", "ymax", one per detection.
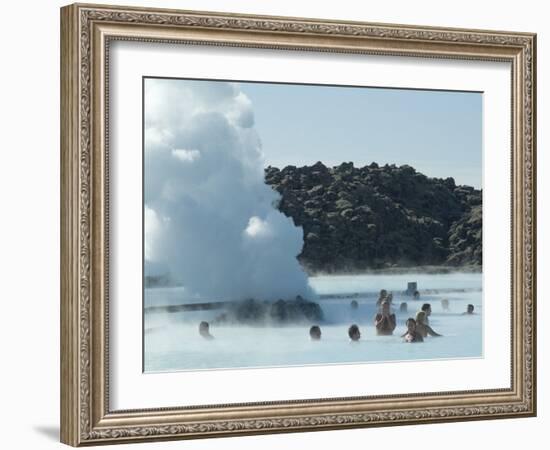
[{"xmin": 144, "ymin": 79, "xmax": 313, "ymax": 301}]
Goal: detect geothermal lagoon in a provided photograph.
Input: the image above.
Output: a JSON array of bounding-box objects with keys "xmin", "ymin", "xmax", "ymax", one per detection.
[
  {"xmin": 142, "ymin": 79, "xmax": 483, "ymax": 374},
  {"xmin": 144, "ymin": 272, "xmax": 482, "ymax": 372}
]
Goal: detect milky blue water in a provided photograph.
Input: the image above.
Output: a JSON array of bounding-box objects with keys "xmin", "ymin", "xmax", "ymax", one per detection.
[{"xmin": 144, "ymin": 273, "xmax": 482, "ymax": 372}]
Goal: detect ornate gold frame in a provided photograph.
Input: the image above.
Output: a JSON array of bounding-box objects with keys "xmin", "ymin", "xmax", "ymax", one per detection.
[{"xmin": 60, "ymin": 3, "xmax": 537, "ymax": 446}]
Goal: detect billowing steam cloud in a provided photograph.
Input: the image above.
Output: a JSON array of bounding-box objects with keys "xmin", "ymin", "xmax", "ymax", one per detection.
[{"xmin": 144, "ymin": 79, "xmax": 313, "ymax": 301}]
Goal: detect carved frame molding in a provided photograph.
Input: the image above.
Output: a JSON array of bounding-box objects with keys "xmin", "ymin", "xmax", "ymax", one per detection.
[{"xmin": 60, "ymin": 3, "xmax": 536, "ymax": 446}]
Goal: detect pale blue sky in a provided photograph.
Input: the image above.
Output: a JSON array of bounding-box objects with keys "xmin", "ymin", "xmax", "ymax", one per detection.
[{"xmin": 240, "ymin": 82, "xmax": 482, "ymax": 188}]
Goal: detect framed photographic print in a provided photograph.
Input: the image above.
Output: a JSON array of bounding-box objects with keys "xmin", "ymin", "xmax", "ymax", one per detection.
[{"xmin": 60, "ymin": 3, "xmax": 537, "ymax": 446}]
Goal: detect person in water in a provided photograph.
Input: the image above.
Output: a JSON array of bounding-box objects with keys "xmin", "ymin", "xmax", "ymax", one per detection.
[
  {"xmin": 350, "ymin": 300, "xmax": 359, "ymax": 310},
  {"xmin": 441, "ymin": 298, "xmax": 450, "ymax": 311},
  {"xmin": 348, "ymin": 324, "xmax": 361, "ymax": 342},
  {"xmin": 376, "ymin": 289, "xmax": 388, "ymax": 307},
  {"xmin": 309, "ymin": 325, "xmax": 322, "ymax": 340},
  {"xmin": 463, "ymin": 304, "xmax": 476, "ymax": 315},
  {"xmin": 402, "ymin": 318, "xmax": 424, "ymax": 343},
  {"xmin": 399, "ymin": 302, "xmax": 408, "ymax": 313},
  {"xmin": 199, "ymin": 321, "xmax": 214, "ymax": 339},
  {"xmin": 415, "ymin": 311, "xmax": 442, "ymax": 338},
  {"xmin": 374, "ymin": 300, "xmax": 396, "ymax": 336},
  {"xmin": 421, "ymin": 303, "xmax": 432, "ymax": 324}
]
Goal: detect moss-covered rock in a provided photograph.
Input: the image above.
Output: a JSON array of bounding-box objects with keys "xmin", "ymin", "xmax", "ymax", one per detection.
[{"xmin": 264, "ymin": 162, "xmax": 482, "ymax": 272}]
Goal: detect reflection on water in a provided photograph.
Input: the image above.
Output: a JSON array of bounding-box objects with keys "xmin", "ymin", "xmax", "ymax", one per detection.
[{"xmin": 144, "ymin": 273, "xmax": 482, "ymax": 372}]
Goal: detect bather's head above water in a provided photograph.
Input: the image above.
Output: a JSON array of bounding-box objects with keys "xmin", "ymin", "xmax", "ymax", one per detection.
[
  {"xmin": 199, "ymin": 321, "xmax": 214, "ymax": 339},
  {"xmin": 350, "ymin": 300, "xmax": 359, "ymax": 310},
  {"xmin": 404, "ymin": 318, "xmax": 423, "ymax": 343},
  {"xmin": 399, "ymin": 302, "xmax": 408, "ymax": 313},
  {"xmin": 348, "ymin": 324, "xmax": 361, "ymax": 341},
  {"xmin": 406, "ymin": 318, "xmax": 417, "ymax": 333},
  {"xmin": 465, "ymin": 304, "xmax": 475, "ymax": 314},
  {"xmin": 377, "ymin": 290, "xmax": 393, "ymax": 307},
  {"xmin": 421, "ymin": 303, "xmax": 432, "ymax": 317},
  {"xmin": 309, "ymin": 325, "xmax": 322, "ymax": 341}
]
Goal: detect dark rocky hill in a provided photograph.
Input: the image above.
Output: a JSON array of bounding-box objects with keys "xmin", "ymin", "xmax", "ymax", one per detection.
[{"xmin": 264, "ymin": 161, "xmax": 482, "ymax": 273}]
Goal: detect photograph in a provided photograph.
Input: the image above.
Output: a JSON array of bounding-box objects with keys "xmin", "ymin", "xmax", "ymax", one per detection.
[{"xmin": 143, "ymin": 77, "xmax": 483, "ymax": 373}]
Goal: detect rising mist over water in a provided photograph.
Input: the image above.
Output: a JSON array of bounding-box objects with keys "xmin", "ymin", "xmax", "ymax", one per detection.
[
  {"xmin": 144, "ymin": 272, "xmax": 483, "ymax": 372},
  {"xmin": 144, "ymin": 79, "xmax": 313, "ymax": 301}
]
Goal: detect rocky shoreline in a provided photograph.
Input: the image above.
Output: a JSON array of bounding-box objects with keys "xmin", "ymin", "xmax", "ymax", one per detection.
[{"xmin": 265, "ymin": 161, "xmax": 482, "ymax": 274}]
